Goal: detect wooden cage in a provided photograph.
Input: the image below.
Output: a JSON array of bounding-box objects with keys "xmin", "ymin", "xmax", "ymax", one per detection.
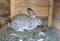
[{"xmin": 10, "ymin": 0, "xmax": 53, "ymax": 27}]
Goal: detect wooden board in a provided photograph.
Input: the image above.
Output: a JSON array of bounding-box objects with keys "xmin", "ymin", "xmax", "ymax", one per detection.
[
  {"xmin": 48, "ymin": 0, "xmax": 53, "ymax": 26},
  {"xmin": 15, "ymin": 0, "xmax": 48, "ymax": 7},
  {"xmin": 29, "ymin": 0, "xmax": 49, "ymax": 6},
  {"xmin": 54, "ymin": 8, "xmax": 60, "ymax": 16},
  {"xmin": 0, "ymin": 0, "xmax": 10, "ymax": 7}
]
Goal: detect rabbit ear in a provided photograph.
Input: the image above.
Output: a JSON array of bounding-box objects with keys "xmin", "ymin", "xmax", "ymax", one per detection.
[{"xmin": 27, "ymin": 8, "xmax": 36, "ymax": 19}]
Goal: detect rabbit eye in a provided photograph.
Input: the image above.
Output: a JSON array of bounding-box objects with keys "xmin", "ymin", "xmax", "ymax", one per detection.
[
  {"xmin": 39, "ymin": 19, "xmax": 40, "ymax": 21},
  {"xmin": 37, "ymin": 19, "xmax": 40, "ymax": 21}
]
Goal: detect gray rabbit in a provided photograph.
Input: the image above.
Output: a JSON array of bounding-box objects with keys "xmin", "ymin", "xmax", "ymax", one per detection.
[{"xmin": 8, "ymin": 8, "xmax": 42, "ymax": 32}]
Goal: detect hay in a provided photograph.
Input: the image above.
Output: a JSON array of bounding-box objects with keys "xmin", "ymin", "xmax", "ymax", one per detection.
[{"xmin": 1, "ymin": 25, "xmax": 60, "ymax": 41}]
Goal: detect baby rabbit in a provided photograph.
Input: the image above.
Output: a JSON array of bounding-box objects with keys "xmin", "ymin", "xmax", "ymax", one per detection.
[{"xmin": 8, "ymin": 8, "xmax": 42, "ymax": 32}]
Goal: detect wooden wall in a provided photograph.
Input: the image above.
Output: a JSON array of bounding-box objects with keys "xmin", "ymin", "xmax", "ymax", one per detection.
[
  {"xmin": 11, "ymin": 0, "xmax": 49, "ymax": 18},
  {"xmin": 53, "ymin": 1, "xmax": 60, "ymax": 36},
  {"xmin": 53, "ymin": 1, "xmax": 60, "ymax": 29},
  {"xmin": 0, "ymin": 0, "xmax": 10, "ymax": 28}
]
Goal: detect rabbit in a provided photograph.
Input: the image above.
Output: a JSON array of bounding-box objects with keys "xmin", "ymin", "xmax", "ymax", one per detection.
[{"xmin": 8, "ymin": 8, "xmax": 42, "ymax": 32}]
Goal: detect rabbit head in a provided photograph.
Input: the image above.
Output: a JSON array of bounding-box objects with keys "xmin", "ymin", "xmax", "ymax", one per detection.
[{"xmin": 27, "ymin": 8, "xmax": 42, "ymax": 29}]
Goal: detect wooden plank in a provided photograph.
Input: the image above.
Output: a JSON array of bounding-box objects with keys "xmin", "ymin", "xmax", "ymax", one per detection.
[
  {"xmin": 14, "ymin": 0, "xmax": 48, "ymax": 7},
  {"xmin": 0, "ymin": 0, "xmax": 10, "ymax": 7},
  {"xmin": 11, "ymin": 0, "xmax": 15, "ymax": 18},
  {"xmin": 0, "ymin": 9, "xmax": 9, "ymax": 15},
  {"xmin": 48, "ymin": 0, "xmax": 53, "ymax": 26},
  {"xmin": 29, "ymin": 0, "xmax": 49, "ymax": 6},
  {"xmin": 54, "ymin": 2, "xmax": 60, "ymax": 7},
  {"xmin": 15, "ymin": 0, "xmax": 29, "ymax": 7},
  {"xmin": 54, "ymin": 8, "xmax": 60, "ymax": 17}
]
